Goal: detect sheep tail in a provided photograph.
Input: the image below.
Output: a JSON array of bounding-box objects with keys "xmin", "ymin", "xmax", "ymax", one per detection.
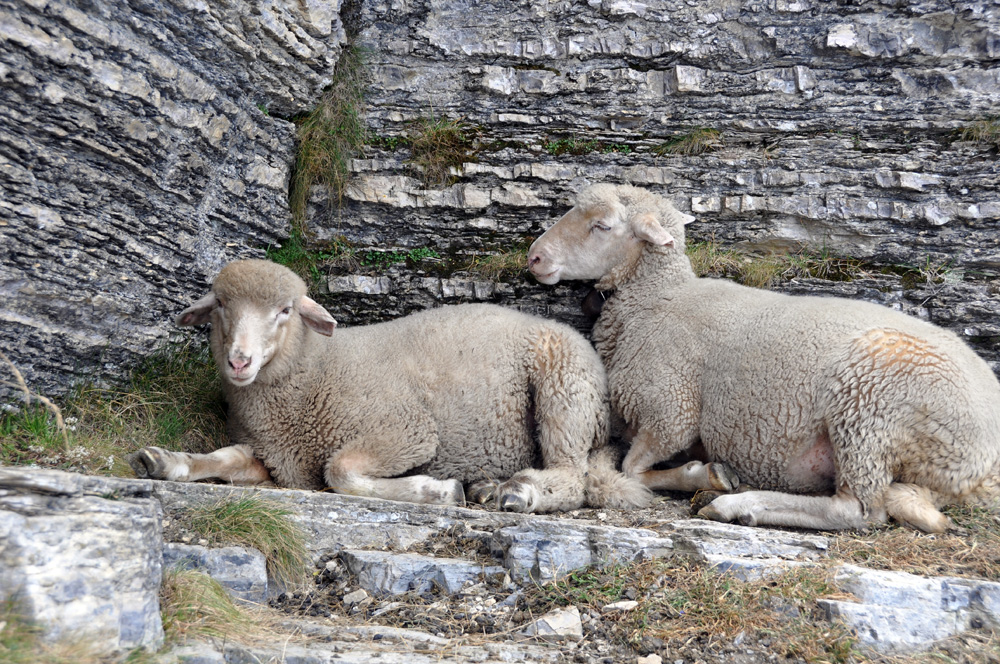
[{"xmin": 585, "ymin": 445, "xmax": 654, "ymax": 509}]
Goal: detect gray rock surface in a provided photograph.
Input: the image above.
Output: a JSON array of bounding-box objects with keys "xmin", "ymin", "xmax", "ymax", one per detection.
[
  {"xmin": 2, "ymin": 466, "xmax": 1000, "ymax": 659},
  {"xmin": 341, "ymin": 548, "xmax": 505, "ymax": 595},
  {"xmin": 163, "ymin": 543, "xmax": 268, "ymax": 603},
  {"xmin": 0, "ymin": 0, "xmax": 344, "ymax": 400},
  {"xmin": 0, "ymin": 468, "xmax": 164, "ymax": 655},
  {"xmin": 819, "ymin": 564, "xmax": 1000, "ymax": 654}
]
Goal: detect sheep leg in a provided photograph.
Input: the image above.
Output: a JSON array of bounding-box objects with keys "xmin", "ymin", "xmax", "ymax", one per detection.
[
  {"xmin": 126, "ymin": 445, "xmax": 272, "ymax": 485},
  {"xmin": 883, "ymin": 483, "xmax": 953, "ymax": 533},
  {"xmin": 492, "ymin": 467, "xmax": 586, "ymax": 513},
  {"xmin": 697, "ymin": 489, "xmax": 878, "ymax": 530},
  {"xmin": 324, "ymin": 448, "xmax": 465, "ymax": 507},
  {"xmin": 623, "ymin": 429, "xmax": 739, "ymax": 492}
]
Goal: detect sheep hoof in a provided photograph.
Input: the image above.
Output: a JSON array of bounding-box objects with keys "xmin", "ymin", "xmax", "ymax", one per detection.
[
  {"xmin": 707, "ymin": 463, "xmax": 740, "ymax": 491},
  {"xmin": 439, "ymin": 479, "xmax": 466, "ymax": 506},
  {"xmin": 690, "ymin": 490, "xmax": 724, "ymax": 514},
  {"xmin": 496, "ymin": 478, "xmax": 539, "ymax": 513},
  {"xmin": 467, "ymin": 479, "xmax": 499, "ymax": 505},
  {"xmin": 126, "ymin": 447, "xmax": 171, "ymax": 480},
  {"xmin": 696, "ymin": 503, "xmax": 728, "ymax": 523}
]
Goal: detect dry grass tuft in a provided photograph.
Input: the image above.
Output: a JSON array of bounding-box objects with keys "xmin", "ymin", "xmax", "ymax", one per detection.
[
  {"xmin": 827, "ymin": 505, "xmax": 1000, "ymax": 581},
  {"xmin": 687, "ymin": 240, "xmax": 872, "ymax": 289},
  {"xmin": 960, "ymin": 118, "xmax": 1000, "ymax": 150},
  {"xmin": 184, "ymin": 496, "xmax": 311, "ymax": 588},
  {"xmin": 0, "ymin": 599, "xmax": 110, "ymax": 664},
  {"xmin": 529, "ymin": 558, "xmax": 859, "ymax": 663},
  {"xmin": 160, "ymin": 569, "xmax": 256, "ymax": 642},
  {"xmin": 464, "ymin": 243, "xmax": 532, "ymax": 280},
  {"xmin": 654, "ymin": 128, "xmax": 724, "ymax": 156},
  {"xmin": 407, "ymin": 116, "xmax": 477, "ymax": 186}
]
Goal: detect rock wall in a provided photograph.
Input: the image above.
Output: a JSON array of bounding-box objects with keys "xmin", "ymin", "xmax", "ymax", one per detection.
[
  {"xmin": 310, "ymin": 0, "xmax": 1000, "ymax": 366},
  {"xmin": 1, "ymin": 0, "xmax": 999, "ymax": 401},
  {"xmin": 0, "ymin": 0, "xmax": 345, "ymax": 400}
]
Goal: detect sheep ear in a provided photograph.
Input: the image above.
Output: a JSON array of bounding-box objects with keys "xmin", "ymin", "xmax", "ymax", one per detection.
[
  {"xmin": 176, "ymin": 291, "xmax": 217, "ymax": 326},
  {"xmin": 299, "ymin": 296, "xmax": 337, "ymax": 336},
  {"xmin": 632, "ymin": 213, "xmax": 675, "ymax": 247}
]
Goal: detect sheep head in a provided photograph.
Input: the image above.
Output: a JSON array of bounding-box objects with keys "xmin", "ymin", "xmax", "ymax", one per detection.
[
  {"xmin": 177, "ymin": 259, "xmax": 337, "ymax": 386},
  {"xmin": 527, "ymin": 183, "xmax": 694, "ymax": 285}
]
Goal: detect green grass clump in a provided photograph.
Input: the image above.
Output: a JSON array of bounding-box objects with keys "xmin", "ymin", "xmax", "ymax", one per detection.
[
  {"xmin": 544, "ymin": 136, "xmax": 600, "ymax": 156},
  {"xmin": 289, "ymin": 45, "xmax": 368, "ymax": 219},
  {"xmin": 654, "ymin": 128, "xmax": 723, "ymax": 156},
  {"xmin": 407, "ymin": 116, "xmax": 476, "ymax": 186},
  {"xmin": 0, "ymin": 343, "xmax": 224, "ymax": 477},
  {"xmin": 185, "ymin": 496, "xmax": 311, "ymax": 588}
]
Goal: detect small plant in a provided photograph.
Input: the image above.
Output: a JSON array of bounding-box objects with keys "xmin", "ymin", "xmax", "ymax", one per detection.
[
  {"xmin": 358, "ymin": 247, "xmax": 440, "ymax": 270},
  {"xmin": 267, "ymin": 230, "xmax": 357, "ymax": 286},
  {"xmin": 160, "ymin": 569, "xmax": 254, "ymax": 642},
  {"xmin": 653, "ymin": 128, "xmax": 723, "ymax": 156},
  {"xmin": 370, "ymin": 134, "xmax": 407, "ymax": 151},
  {"xmin": 544, "ymin": 136, "xmax": 600, "ymax": 156},
  {"xmin": 407, "ymin": 116, "xmax": 476, "ymax": 186},
  {"xmin": 959, "ymin": 118, "xmax": 1000, "ymax": 150},
  {"xmin": 185, "ymin": 495, "xmax": 311, "ymax": 588},
  {"xmin": 289, "ymin": 45, "xmax": 368, "ymax": 219},
  {"xmin": 464, "ymin": 242, "xmax": 531, "ymax": 280}
]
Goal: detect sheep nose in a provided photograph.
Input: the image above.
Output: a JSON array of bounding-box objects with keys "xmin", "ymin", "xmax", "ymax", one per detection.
[
  {"xmin": 527, "ymin": 253, "xmax": 541, "ymax": 268},
  {"xmin": 228, "ymin": 356, "xmax": 251, "ymax": 373}
]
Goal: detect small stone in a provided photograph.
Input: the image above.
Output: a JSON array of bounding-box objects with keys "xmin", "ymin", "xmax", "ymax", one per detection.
[
  {"xmin": 602, "ymin": 600, "xmax": 639, "ymax": 613},
  {"xmin": 519, "ymin": 605, "xmax": 584, "ymax": 642},
  {"xmin": 343, "ymin": 589, "xmax": 369, "ymax": 605},
  {"xmin": 637, "ymin": 656, "xmax": 662, "ymax": 664}
]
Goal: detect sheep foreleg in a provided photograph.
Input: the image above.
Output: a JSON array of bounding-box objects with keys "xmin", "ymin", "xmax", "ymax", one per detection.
[{"xmin": 126, "ymin": 444, "xmax": 272, "ymax": 485}]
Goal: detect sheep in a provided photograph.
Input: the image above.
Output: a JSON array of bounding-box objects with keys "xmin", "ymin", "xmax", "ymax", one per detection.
[
  {"xmin": 127, "ymin": 259, "xmax": 652, "ymax": 513},
  {"xmin": 526, "ymin": 183, "xmax": 1000, "ymax": 533}
]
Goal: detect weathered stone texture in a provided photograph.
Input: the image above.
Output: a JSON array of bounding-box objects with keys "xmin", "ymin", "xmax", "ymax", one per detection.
[
  {"xmin": 300, "ymin": 0, "xmax": 1000, "ymax": 369},
  {"xmin": 0, "ymin": 0, "xmax": 345, "ymax": 400},
  {"xmin": 0, "ymin": 468, "xmax": 164, "ymax": 655}
]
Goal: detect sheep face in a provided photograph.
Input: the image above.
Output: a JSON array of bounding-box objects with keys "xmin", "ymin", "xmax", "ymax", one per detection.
[
  {"xmin": 528, "ymin": 186, "xmax": 681, "ymax": 284},
  {"xmin": 177, "ymin": 260, "xmax": 337, "ymax": 386}
]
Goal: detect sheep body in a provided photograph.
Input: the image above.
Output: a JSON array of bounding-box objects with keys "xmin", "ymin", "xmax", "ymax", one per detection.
[
  {"xmin": 129, "ymin": 259, "xmax": 651, "ymax": 513},
  {"xmin": 528, "ymin": 183, "xmax": 1000, "ymax": 531}
]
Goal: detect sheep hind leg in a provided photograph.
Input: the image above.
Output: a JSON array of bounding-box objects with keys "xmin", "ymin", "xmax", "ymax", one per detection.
[
  {"xmin": 884, "ymin": 483, "xmax": 953, "ymax": 533},
  {"xmin": 698, "ymin": 489, "xmax": 879, "ymax": 530},
  {"xmin": 126, "ymin": 444, "xmax": 272, "ymax": 485},
  {"xmin": 324, "ymin": 450, "xmax": 464, "ymax": 507}
]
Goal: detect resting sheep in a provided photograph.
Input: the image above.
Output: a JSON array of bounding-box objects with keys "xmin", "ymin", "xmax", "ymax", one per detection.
[
  {"xmin": 526, "ymin": 183, "xmax": 1000, "ymax": 532},
  {"xmin": 127, "ymin": 259, "xmax": 651, "ymax": 513}
]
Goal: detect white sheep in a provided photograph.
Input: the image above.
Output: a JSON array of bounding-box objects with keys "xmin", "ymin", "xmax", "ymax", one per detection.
[
  {"xmin": 127, "ymin": 259, "xmax": 652, "ymax": 513},
  {"xmin": 526, "ymin": 183, "xmax": 1000, "ymax": 532}
]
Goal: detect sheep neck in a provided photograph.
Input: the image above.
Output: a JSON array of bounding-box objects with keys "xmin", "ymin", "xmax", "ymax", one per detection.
[{"xmin": 596, "ymin": 243, "xmax": 695, "ymax": 293}]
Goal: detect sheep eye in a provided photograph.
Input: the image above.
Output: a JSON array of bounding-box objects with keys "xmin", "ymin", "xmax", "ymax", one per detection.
[
  {"xmin": 216, "ymin": 298, "xmax": 225, "ymax": 309},
  {"xmin": 592, "ymin": 223, "xmax": 611, "ymax": 232},
  {"xmin": 279, "ymin": 306, "xmax": 292, "ymax": 317}
]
